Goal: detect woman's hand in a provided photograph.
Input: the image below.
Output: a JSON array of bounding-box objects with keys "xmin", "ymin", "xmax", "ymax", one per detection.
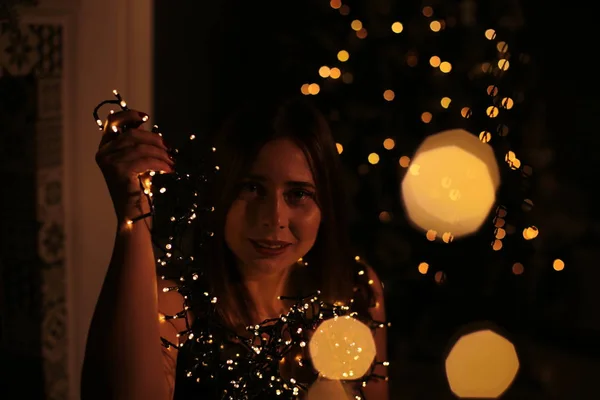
[{"xmin": 95, "ymin": 110, "xmax": 174, "ymax": 222}]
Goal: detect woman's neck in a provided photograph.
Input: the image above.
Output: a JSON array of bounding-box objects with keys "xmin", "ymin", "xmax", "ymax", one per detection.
[{"xmin": 241, "ymin": 268, "xmax": 291, "ymax": 322}]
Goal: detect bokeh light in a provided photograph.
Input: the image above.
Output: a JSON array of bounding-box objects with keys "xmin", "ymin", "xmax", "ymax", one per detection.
[
  {"xmin": 307, "ymin": 378, "xmax": 352, "ymax": 400},
  {"xmin": 368, "ymin": 153, "xmax": 380, "ymax": 164},
  {"xmin": 383, "ymin": 138, "xmax": 395, "ymax": 150},
  {"xmin": 445, "ymin": 327, "xmax": 519, "ymax": 398},
  {"xmin": 309, "ymin": 316, "xmax": 376, "ymax": 380},
  {"xmin": 399, "ymin": 156, "xmax": 410, "ymax": 168},
  {"xmin": 401, "ymin": 129, "xmax": 500, "ymax": 239},
  {"xmin": 553, "ymin": 258, "xmax": 565, "ymax": 271},
  {"xmin": 337, "ymin": 50, "xmax": 350, "ymax": 62},
  {"xmin": 391, "ymin": 21, "xmax": 403, "ymax": 33},
  {"xmin": 439, "ymin": 61, "xmax": 452, "ymax": 73}
]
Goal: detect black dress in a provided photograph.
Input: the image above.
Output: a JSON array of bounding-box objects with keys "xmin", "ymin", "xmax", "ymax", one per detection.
[
  {"xmin": 172, "ymin": 309, "xmax": 321, "ymax": 399},
  {"xmin": 173, "ymin": 262, "xmax": 376, "ymax": 399}
]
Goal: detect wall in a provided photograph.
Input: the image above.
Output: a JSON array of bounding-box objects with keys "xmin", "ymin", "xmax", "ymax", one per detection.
[
  {"xmin": 20, "ymin": 0, "xmax": 154, "ymax": 398},
  {"xmin": 0, "ymin": 21, "xmax": 51, "ymax": 400}
]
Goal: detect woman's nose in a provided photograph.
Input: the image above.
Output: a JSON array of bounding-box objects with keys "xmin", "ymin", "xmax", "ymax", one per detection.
[{"xmin": 260, "ymin": 193, "xmax": 288, "ymax": 230}]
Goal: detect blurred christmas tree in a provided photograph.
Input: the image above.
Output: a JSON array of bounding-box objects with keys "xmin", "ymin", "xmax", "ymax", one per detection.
[
  {"xmin": 280, "ymin": 2, "xmax": 540, "ymax": 395},
  {"xmin": 156, "ymin": 1, "xmax": 592, "ymax": 396},
  {"xmin": 214, "ymin": 0, "xmax": 537, "ymax": 329},
  {"xmin": 274, "ymin": 1, "xmax": 534, "ymax": 292}
]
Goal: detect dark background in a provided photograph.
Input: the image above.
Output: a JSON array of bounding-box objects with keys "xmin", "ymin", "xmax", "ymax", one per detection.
[
  {"xmin": 0, "ymin": 0, "xmax": 596, "ymax": 398},
  {"xmin": 154, "ymin": 1, "xmax": 599, "ymax": 398},
  {"xmin": 154, "ymin": 0, "xmax": 600, "ymax": 399}
]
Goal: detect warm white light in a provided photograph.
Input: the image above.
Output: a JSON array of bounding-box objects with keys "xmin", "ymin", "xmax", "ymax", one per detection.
[
  {"xmin": 307, "ymin": 378, "xmax": 352, "ymax": 400},
  {"xmin": 309, "ymin": 316, "xmax": 376, "ymax": 380},
  {"xmin": 401, "ymin": 129, "xmax": 500, "ymax": 238},
  {"xmin": 446, "ymin": 328, "xmax": 519, "ymax": 398}
]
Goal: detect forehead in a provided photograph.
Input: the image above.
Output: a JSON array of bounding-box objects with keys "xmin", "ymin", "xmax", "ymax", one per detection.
[{"xmin": 249, "ymin": 138, "xmax": 314, "ymax": 183}]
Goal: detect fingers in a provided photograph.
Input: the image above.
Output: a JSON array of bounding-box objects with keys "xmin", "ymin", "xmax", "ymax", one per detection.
[
  {"xmin": 105, "ymin": 109, "xmax": 148, "ymax": 132},
  {"xmin": 107, "ymin": 142, "xmax": 174, "ymax": 169},
  {"xmin": 94, "ymin": 106, "xmax": 178, "ymax": 204},
  {"xmin": 99, "ymin": 109, "xmax": 150, "ymax": 149},
  {"xmin": 101, "ymin": 127, "xmax": 167, "ymax": 152},
  {"xmin": 95, "ymin": 147, "xmax": 174, "ymax": 187},
  {"xmin": 119, "ymin": 157, "xmax": 175, "ymax": 180},
  {"xmin": 96, "ymin": 126, "xmax": 175, "ymax": 179}
]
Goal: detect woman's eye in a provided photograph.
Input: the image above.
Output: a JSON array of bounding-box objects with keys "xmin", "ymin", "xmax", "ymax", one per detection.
[
  {"xmin": 241, "ymin": 182, "xmax": 259, "ymax": 192},
  {"xmin": 289, "ymin": 189, "xmax": 314, "ymax": 201},
  {"xmin": 237, "ymin": 182, "xmax": 262, "ymax": 199}
]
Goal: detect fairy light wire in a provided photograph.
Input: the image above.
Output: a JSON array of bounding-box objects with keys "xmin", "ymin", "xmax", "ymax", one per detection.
[{"xmin": 92, "ymin": 91, "xmax": 389, "ymax": 399}]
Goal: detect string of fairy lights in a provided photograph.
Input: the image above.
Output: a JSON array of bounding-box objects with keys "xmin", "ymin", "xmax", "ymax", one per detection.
[
  {"xmin": 92, "ymin": 90, "xmax": 390, "ymax": 399},
  {"xmin": 89, "ymin": 3, "xmax": 560, "ymax": 398}
]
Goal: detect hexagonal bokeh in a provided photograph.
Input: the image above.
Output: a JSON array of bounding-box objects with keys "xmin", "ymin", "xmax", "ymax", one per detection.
[
  {"xmin": 445, "ymin": 326, "xmax": 519, "ymax": 398},
  {"xmin": 401, "ymin": 129, "xmax": 500, "ymax": 239},
  {"xmin": 309, "ymin": 316, "xmax": 376, "ymax": 380},
  {"xmin": 307, "ymin": 378, "xmax": 352, "ymax": 400}
]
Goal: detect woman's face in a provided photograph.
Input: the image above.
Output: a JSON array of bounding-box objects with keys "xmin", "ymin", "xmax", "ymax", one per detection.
[{"xmin": 224, "ymin": 138, "xmax": 321, "ymax": 277}]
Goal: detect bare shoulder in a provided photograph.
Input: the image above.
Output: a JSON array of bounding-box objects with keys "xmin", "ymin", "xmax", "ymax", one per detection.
[
  {"xmin": 364, "ymin": 265, "xmax": 384, "ymax": 295},
  {"xmin": 362, "ymin": 265, "xmax": 390, "ymax": 399},
  {"xmin": 364, "ymin": 265, "xmax": 386, "ymax": 318}
]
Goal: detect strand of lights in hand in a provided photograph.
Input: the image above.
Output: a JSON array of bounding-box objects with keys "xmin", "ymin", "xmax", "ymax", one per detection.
[{"xmin": 92, "ymin": 92, "xmax": 390, "ymax": 399}]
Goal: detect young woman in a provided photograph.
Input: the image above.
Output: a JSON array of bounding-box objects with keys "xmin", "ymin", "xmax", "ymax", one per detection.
[{"xmin": 82, "ymin": 97, "xmax": 388, "ymax": 400}]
